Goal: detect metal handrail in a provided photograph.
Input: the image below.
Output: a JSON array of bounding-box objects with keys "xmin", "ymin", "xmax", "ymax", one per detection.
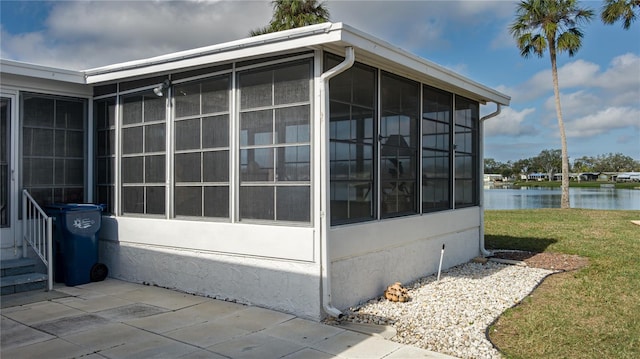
[{"xmin": 22, "ymin": 189, "xmax": 53, "ymax": 291}]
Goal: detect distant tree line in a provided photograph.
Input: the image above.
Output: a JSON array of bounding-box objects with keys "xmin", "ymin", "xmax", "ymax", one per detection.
[{"xmin": 485, "ymin": 150, "xmax": 640, "ymax": 178}]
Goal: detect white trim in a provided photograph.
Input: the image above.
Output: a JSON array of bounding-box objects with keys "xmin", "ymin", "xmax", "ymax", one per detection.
[
  {"xmin": 84, "ymin": 24, "xmax": 335, "ymax": 77},
  {"xmin": 230, "ymin": 63, "xmax": 238, "ymax": 223},
  {"xmin": 0, "ymin": 59, "xmax": 85, "ymax": 84},
  {"xmin": 86, "ymin": 99, "xmax": 94, "ymax": 202},
  {"xmin": 1, "ymin": 92, "xmax": 18, "ymax": 255},
  {"xmin": 1, "ymin": 23, "xmax": 509, "ymax": 108},
  {"xmin": 79, "ymin": 23, "xmax": 509, "ymax": 107},
  {"xmin": 165, "ymin": 83, "xmax": 172, "ymax": 220}
]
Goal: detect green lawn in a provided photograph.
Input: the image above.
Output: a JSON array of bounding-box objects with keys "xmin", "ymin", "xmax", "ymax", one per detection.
[{"xmin": 485, "ymin": 209, "xmax": 640, "ymax": 359}]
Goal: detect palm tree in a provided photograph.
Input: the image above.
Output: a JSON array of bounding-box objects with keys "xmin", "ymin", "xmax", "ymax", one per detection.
[
  {"xmin": 601, "ymin": 0, "xmax": 639, "ymax": 29},
  {"xmin": 510, "ymin": 0, "xmax": 594, "ymax": 209},
  {"xmin": 251, "ymin": 0, "xmax": 330, "ymax": 36}
]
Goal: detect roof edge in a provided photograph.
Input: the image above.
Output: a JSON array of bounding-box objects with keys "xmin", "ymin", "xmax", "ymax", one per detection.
[
  {"xmin": 83, "ymin": 22, "xmax": 336, "ymax": 76},
  {"xmin": 337, "ymin": 23, "xmax": 510, "ymax": 106},
  {"xmin": 0, "ymin": 59, "xmax": 85, "ymax": 84}
]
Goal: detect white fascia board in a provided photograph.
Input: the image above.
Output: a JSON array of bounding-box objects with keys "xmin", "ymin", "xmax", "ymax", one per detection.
[
  {"xmin": 84, "ymin": 23, "xmax": 339, "ymax": 84},
  {"xmin": 81, "ymin": 21, "xmax": 509, "ymax": 106},
  {"xmin": 336, "ymin": 24, "xmax": 510, "ymax": 106},
  {"xmin": 0, "ymin": 59, "xmax": 85, "ymax": 84}
]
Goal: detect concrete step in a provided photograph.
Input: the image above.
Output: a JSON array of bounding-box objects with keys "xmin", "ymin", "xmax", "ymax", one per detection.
[
  {"xmin": 1, "ymin": 258, "xmax": 37, "ymax": 277},
  {"xmin": 1, "ymin": 272, "xmax": 48, "ymax": 295}
]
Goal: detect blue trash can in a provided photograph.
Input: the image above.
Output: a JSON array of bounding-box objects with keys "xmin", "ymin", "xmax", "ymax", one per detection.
[{"xmin": 45, "ymin": 204, "xmax": 108, "ymax": 286}]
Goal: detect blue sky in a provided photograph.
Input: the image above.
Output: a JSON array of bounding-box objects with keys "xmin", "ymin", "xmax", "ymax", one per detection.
[{"xmin": 1, "ymin": 0, "xmax": 638, "ymax": 163}]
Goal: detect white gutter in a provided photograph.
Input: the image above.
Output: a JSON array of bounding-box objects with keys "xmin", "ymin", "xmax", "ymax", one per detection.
[
  {"xmin": 479, "ymin": 104, "xmax": 502, "ymax": 257},
  {"xmin": 318, "ymin": 46, "xmax": 355, "ymax": 318}
]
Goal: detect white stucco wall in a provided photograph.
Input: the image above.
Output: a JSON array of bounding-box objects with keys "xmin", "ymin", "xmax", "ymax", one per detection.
[
  {"xmin": 98, "ymin": 217, "xmax": 323, "ymax": 320},
  {"xmin": 329, "ymin": 207, "xmax": 481, "ymax": 310}
]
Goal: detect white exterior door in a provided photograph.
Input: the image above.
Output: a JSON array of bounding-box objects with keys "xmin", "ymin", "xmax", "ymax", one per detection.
[{"xmin": 1, "ymin": 93, "xmax": 18, "ymax": 259}]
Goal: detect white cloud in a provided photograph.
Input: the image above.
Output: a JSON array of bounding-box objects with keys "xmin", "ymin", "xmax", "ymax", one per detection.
[
  {"xmin": 593, "ymin": 53, "xmax": 640, "ymax": 107},
  {"xmin": 484, "ymin": 107, "xmax": 537, "ymax": 136},
  {"xmin": 506, "ymin": 51, "xmax": 640, "ymax": 144},
  {"xmin": 596, "ymin": 53, "xmax": 640, "ymax": 91},
  {"xmin": 0, "ymin": 0, "xmax": 520, "ymax": 70},
  {"xmin": 1, "ymin": 0, "xmax": 272, "ymax": 69},
  {"xmin": 566, "ymin": 107, "xmax": 640, "ymax": 138},
  {"xmin": 514, "ymin": 54, "xmax": 640, "ymax": 106},
  {"xmin": 517, "ymin": 59, "xmax": 600, "ymax": 100},
  {"xmin": 543, "ymin": 90, "xmax": 600, "ymax": 117},
  {"xmin": 328, "ymin": 0, "xmax": 514, "ymax": 53}
]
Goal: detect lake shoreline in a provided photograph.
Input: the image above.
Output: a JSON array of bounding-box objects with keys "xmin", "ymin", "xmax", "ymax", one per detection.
[{"xmin": 483, "ymin": 186, "xmax": 640, "ymax": 211}]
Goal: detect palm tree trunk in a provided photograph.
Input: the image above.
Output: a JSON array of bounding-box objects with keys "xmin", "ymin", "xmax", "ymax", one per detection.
[{"xmin": 549, "ymin": 45, "xmax": 571, "ymax": 209}]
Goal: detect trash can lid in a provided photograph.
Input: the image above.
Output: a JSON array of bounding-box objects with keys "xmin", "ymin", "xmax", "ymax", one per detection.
[{"xmin": 45, "ymin": 203, "xmax": 104, "ymax": 212}]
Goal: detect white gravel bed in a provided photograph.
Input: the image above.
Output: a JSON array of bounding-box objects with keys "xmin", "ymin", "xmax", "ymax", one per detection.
[{"xmin": 340, "ymin": 261, "xmax": 555, "ymax": 359}]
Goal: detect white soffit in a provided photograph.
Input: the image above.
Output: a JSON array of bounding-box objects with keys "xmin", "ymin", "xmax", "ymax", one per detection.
[
  {"xmin": 0, "ymin": 58, "xmax": 85, "ymax": 84},
  {"xmin": 83, "ymin": 22, "xmax": 509, "ymax": 106}
]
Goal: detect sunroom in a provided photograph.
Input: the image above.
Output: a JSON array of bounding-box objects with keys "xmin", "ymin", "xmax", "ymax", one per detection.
[{"xmin": 1, "ymin": 23, "xmax": 510, "ymax": 320}]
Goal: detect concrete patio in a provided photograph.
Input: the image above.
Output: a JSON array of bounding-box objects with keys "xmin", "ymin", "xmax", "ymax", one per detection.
[{"xmin": 1, "ymin": 278, "xmax": 456, "ymax": 358}]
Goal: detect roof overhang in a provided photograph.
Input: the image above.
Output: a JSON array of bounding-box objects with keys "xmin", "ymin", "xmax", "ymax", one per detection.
[
  {"xmin": 83, "ymin": 23, "xmax": 510, "ymax": 106},
  {"xmin": 0, "ymin": 58, "xmax": 86, "ymax": 84},
  {"xmin": 1, "ymin": 23, "xmax": 509, "ymax": 107}
]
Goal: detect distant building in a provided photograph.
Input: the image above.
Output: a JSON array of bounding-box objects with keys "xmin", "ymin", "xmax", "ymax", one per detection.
[
  {"xmin": 528, "ymin": 173, "xmax": 549, "ymax": 181},
  {"xmin": 617, "ymin": 172, "xmax": 640, "ymax": 182},
  {"xmin": 484, "ymin": 174, "xmax": 504, "ymax": 182}
]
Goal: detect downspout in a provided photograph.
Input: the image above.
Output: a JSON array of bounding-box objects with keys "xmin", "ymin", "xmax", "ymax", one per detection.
[
  {"xmin": 319, "ymin": 46, "xmax": 355, "ymax": 317},
  {"xmin": 479, "ymin": 103, "xmax": 502, "ymax": 257}
]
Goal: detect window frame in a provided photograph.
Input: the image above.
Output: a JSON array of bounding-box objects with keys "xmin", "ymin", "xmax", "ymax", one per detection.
[
  {"xmin": 118, "ymin": 90, "xmax": 167, "ymax": 217},
  {"xmin": 94, "ymin": 96, "xmax": 117, "ymax": 214},
  {"xmin": 172, "ymin": 73, "xmax": 232, "ymax": 220},
  {"xmin": 326, "ymin": 54, "xmax": 378, "ymax": 225},
  {"xmin": 378, "ymin": 70, "xmax": 420, "ymax": 219},
  {"xmin": 326, "ymin": 52, "xmax": 481, "ymax": 227},
  {"xmin": 421, "ymin": 85, "xmax": 453, "ymax": 212},
  {"xmin": 237, "ymin": 58, "xmax": 314, "ymax": 224},
  {"xmin": 21, "ymin": 92, "xmax": 87, "ymax": 206},
  {"xmin": 454, "ymin": 95, "xmax": 479, "ymax": 208}
]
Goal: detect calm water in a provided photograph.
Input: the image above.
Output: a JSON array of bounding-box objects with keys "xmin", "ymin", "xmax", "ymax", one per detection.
[{"xmin": 484, "ymin": 186, "xmax": 640, "ymax": 210}]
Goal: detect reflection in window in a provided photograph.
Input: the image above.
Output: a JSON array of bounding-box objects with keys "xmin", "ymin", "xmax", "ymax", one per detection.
[
  {"xmin": 173, "ymin": 74, "xmax": 230, "ymax": 219},
  {"xmin": 22, "ymin": 94, "xmax": 85, "ymax": 205},
  {"xmin": 422, "ymin": 86, "xmax": 452, "ymax": 212},
  {"xmin": 380, "ymin": 72, "xmax": 419, "ymax": 218},
  {"xmin": 238, "ymin": 59, "xmax": 311, "ymax": 222},
  {"xmin": 120, "ymin": 92, "xmax": 166, "ymax": 215},
  {"xmin": 455, "ymin": 96, "xmax": 478, "ymax": 207},
  {"xmin": 327, "ymin": 54, "xmax": 376, "ymax": 224}
]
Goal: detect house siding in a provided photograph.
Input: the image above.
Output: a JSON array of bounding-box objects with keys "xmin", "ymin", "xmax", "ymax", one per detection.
[
  {"xmin": 100, "ymin": 239, "xmax": 322, "ymax": 320},
  {"xmin": 1, "ymin": 22, "xmax": 509, "ymax": 320},
  {"xmin": 329, "ymin": 207, "xmax": 480, "ymax": 309}
]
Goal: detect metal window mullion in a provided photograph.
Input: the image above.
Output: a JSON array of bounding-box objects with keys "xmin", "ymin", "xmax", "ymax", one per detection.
[
  {"xmin": 197, "ymin": 84, "xmax": 205, "ymax": 217},
  {"xmin": 230, "ymin": 63, "xmax": 238, "ymax": 223},
  {"xmin": 418, "ymin": 84, "xmax": 423, "ymax": 214},
  {"xmin": 196, "ymin": 89, "xmax": 205, "ymax": 217},
  {"xmin": 114, "ymin": 92, "xmax": 121, "ymax": 215},
  {"xmin": 85, "ymin": 99, "xmax": 93, "ymax": 202},
  {"xmin": 451, "ymin": 94, "xmax": 456, "ymax": 209},
  {"xmin": 270, "ymin": 70, "xmax": 278, "ymax": 220},
  {"xmin": 167, "ymin": 83, "xmax": 173, "ymax": 219},
  {"xmin": 376, "ymin": 68, "xmax": 382, "ymax": 220}
]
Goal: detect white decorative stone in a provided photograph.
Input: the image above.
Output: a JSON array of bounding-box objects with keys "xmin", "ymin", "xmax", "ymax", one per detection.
[{"xmin": 338, "ymin": 261, "xmax": 554, "ymax": 359}]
